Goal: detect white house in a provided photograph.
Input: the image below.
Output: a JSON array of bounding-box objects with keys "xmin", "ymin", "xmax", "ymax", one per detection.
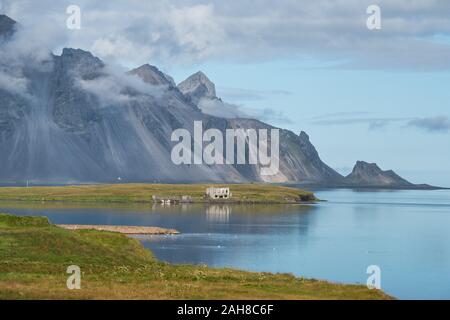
[{"xmin": 205, "ymin": 187, "xmax": 232, "ymax": 200}]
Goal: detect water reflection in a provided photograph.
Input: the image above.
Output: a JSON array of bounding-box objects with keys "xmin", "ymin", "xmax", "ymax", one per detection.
[{"xmin": 206, "ymin": 205, "xmax": 231, "ymax": 223}]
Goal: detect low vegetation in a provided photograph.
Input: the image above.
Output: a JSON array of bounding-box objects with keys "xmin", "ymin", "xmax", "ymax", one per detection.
[
  {"xmin": 0, "ymin": 214, "xmax": 392, "ymax": 300},
  {"xmin": 0, "ymin": 183, "xmax": 316, "ymax": 204}
]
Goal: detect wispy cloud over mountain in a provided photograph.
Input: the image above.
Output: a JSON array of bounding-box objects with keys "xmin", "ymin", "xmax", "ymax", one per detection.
[
  {"xmin": 198, "ymin": 92, "xmax": 293, "ymax": 124},
  {"xmin": 218, "ymin": 87, "xmax": 292, "ymax": 102}
]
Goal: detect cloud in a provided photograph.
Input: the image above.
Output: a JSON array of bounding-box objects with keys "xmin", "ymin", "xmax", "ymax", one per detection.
[
  {"xmin": 3, "ymin": 0, "xmax": 450, "ymax": 70},
  {"xmin": 311, "ymin": 111, "xmax": 374, "ymax": 120},
  {"xmin": 311, "ymin": 115, "xmax": 410, "ymax": 129},
  {"xmin": 310, "ymin": 111, "xmax": 411, "ymax": 130},
  {"xmin": 200, "ymin": 87, "xmax": 293, "ymax": 124},
  {"xmin": 0, "ymin": 71, "xmax": 29, "ymax": 97},
  {"xmin": 198, "ymin": 98, "xmax": 246, "ymax": 119},
  {"xmin": 77, "ymin": 65, "xmax": 165, "ymax": 106},
  {"xmin": 198, "ymin": 98, "xmax": 293, "ymax": 124},
  {"xmin": 258, "ymin": 107, "xmax": 294, "ymax": 124},
  {"xmin": 311, "ymin": 112, "xmax": 450, "ymax": 134},
  {"xmin": 407, "ymin": 116, "xmax": 450, "ymax": 133},
  {"xmin": 0, "ymin": 14, "xmax": 164, "ymax": 103},
  {"xmin": 218, "ymin": 87, "xmax": 292, "ymax": 102},
  {"xmin": 91, "ymin": 36, "xmax": 154, "ymax": 64},
  {"xmin": 1, "ymin": 3, "xmax": 67, "ymax": 64},
  {"xmin": 0, "ymin": 11, "xmax": 64, "ymax": 98},
  {"xmin": 368, "ymin": 120, "xmax": 390, "ymax": 130}
]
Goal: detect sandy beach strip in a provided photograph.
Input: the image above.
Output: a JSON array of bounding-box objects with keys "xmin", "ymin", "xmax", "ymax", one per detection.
[{"xmin": 57, "ymin": 224, "xmax": 180, "ymax": 235}]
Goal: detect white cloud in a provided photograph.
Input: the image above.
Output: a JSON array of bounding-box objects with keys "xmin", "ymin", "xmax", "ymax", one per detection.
[
  {"xmin": 168, "ymin": 4, "xmax": 225, "ymax": 60},
  {"xmin": 2, "ymin": 0, "xmax": 450, "ymax": 69},
  {"xmin": 198, "ymin": 98, "xmax": 247, "ymax": 119},
  {"xmin": 77, "ymin": 65, "xmax": 165, "ymax": 106},
  {"xmin": 198, "ymin": 97, "xmax": 293, "ymax": 124},
  {"xmin": 0, "ymin": 10, "xmax": 63, "ymax": 98},
  {"xmin": 310, "ymin": 112, "xmax": 450, "ymax": 134},
  {"xmin": 218, "ymin": 87, "xmax": 292, "ymax": 102},
  {"xmin": 0, "ymin": 71, "xmax": 29, "ymax": 97},
  {"xmin": 91, "ymin": 36, "xmax": 154, "ymax": 64}
]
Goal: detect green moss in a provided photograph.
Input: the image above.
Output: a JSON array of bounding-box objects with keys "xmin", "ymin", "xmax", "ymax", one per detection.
[{"xmin": 0, "ymin": 214, "xmax": 50, "ymax": 228}]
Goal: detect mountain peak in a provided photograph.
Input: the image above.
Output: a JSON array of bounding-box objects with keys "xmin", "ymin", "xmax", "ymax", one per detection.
[
  {"xmin": 190, "ymin": 71, "xmax": 210, "ymax": 81},
  {"xmin": 62, "ymin": 48, "xmax": 97, "ymax": 58},
  {"xmin": 0, "ymin": 14, "xmax": 17, "ymax": 38},
  {"xmin": 299, "ymin": 131, "xmax": 310, "ymax": 141},
  {"xmin": 177, "ymin": 71, "xmax": 216, "ymax": 104},
  {"xmin": 128, "ymin": 64, "xmax": 175, "ymax": 87},
  {"xmin": 57, "ymin": 48, "xmax": 105, "ymax": 79},
  {"xmin": 354, "ymin": 161, "xmax": 381, "ymax": 171},
  {"xmin": 0, "ymin": 14, "xmax": 16, "ymax": 25}
]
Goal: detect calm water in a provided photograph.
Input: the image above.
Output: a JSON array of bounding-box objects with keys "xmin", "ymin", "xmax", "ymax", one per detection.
[{"xmin": 1, "ymin": 189, "xmax": 449, "ymax": 299}]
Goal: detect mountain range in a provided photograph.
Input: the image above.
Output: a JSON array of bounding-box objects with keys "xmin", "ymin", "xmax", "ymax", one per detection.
[{"xmin": 0, "ymin": 15, "xmax": 439, "ymax": 189}]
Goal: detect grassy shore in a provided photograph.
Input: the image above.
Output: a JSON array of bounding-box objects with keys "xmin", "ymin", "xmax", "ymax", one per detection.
[
  {"xmin": 0, "ymin": 214, "xmax": 392, "ymax": 300},
  {"xmin": 0, "ymin": 183, "xmax": 316, "ymax": 204}
]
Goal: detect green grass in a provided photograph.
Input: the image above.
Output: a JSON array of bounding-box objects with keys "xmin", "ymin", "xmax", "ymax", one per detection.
[
  {"xmin": 0, "ymin": 214, "xmax": 392, "ymax": 300},
  {"xmin": 0, "ymin": 183, "xmax": 316, "ymax": 204}
]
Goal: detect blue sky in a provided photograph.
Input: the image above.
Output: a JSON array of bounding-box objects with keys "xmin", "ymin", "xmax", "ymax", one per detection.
[{"xmin": 2, "ymin": 0, "xmax": 450, "ymax": 186}]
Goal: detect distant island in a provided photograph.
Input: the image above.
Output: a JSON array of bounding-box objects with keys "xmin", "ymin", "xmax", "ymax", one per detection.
[
  {"xmin": 292, "ymin": 161, "xmax": 444, "ymax": 190},
  {"xmin": 341, "ymin": 161, "xmax": 441, "ymax": 190}
]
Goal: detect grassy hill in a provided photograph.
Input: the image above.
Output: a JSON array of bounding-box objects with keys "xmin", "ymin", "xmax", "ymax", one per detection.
[{"xmin": 0, "ymin": 214, "xmax": 392, "ymax": 300}]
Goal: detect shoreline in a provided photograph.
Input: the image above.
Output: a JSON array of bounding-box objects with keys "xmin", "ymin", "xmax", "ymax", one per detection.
[
  {"xmin": 0, "ymin": 183, "xmax": 317, "ymax": 205},
  {"xmin": 0, "ymin": 199, "xmax": 317, "ymax": 205}
]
